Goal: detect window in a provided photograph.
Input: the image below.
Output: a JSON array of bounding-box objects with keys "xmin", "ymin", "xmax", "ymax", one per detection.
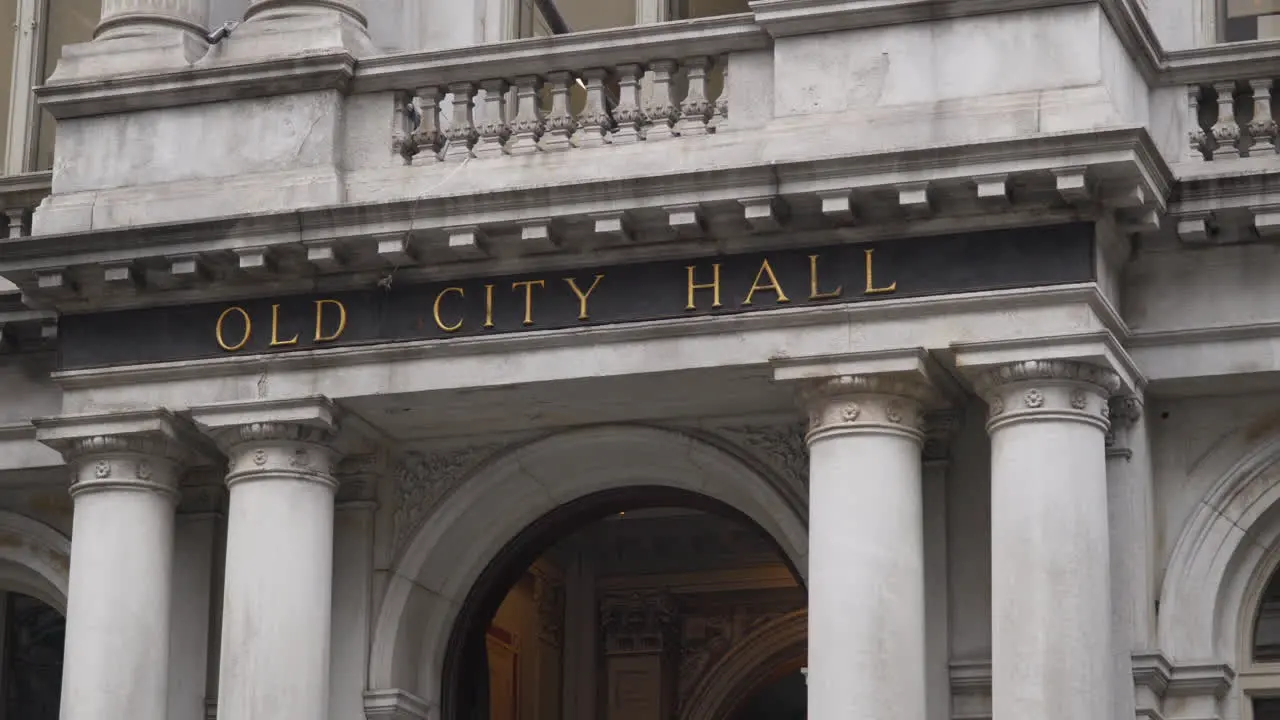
[
  {"xmin": 514, "ymin": 0, "xmax": 750, "ymax": 37},
  {"xmin": 2, "ymin": 0, "xmax": 100, "ymax": 176},
  {"xmin": 1247, "ymin": 566, "xmax": 1280, "ymax": 720},
  {"xmin": 1224, "ymin": 0, "xmax": 1280, "ymax": 42}
]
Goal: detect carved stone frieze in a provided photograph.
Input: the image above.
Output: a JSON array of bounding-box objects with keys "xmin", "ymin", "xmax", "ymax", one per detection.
[
  {"xmin": 978, "ymin": 361, "xmax": 1119, "ymax": 433},
  {"xmin": 601, "ymin": 591, "xmax": 678, "ymax": 655},
  {"xmin": 391, "ymin": 443, "xmax": 503, "ymax": 556},
  {"xmin": 714, "ymin": 421, "xmax": 808, "ymax": 492}
]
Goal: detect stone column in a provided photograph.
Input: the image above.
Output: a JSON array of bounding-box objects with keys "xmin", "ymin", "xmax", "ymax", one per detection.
[
  {"xmin": 44, "ymin": 0, "xmax": 210, "ymax": 82},
  {"xmin": 801, "ymin": 375, "xmax": 931, "ymax": 720},
  {"xmin": 978, "ymin": 360, "xmax": 1121, "ymax": 720},
  {"xmin": 35, "ymin": 411, "xmax": 203, "ymax": 720},
  {"xmin": 192, "ymin": 399, "xmax": 341, "ymax": 720},
  {"xmin": 216, "ymin": 0, "xmax": 376, "ymax": 61}
]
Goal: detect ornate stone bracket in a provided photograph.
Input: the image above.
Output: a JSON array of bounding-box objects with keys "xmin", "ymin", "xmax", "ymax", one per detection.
[{"xmin": 1106, "ymin": 395, "xmax": 1145, "ymax": 460}]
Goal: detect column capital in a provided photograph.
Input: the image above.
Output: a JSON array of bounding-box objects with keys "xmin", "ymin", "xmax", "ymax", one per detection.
[
  {"xmin": 190, "ymin": 396, "xmax": 342, "ymax": 489},
  {"xmin": 775, "ymin": 349, "xmax": 961, "ymax": 445},
  {"xmin": 34, "ymin": 409, "xmax": 213, "ymax": 499},
  {"xmin": 976, "ymin": 360, "xmax": 1119, "ymax": 433},
  {"xmin": 1106, "ymin": 394, "xmax": 1145, "ymax": 458}
]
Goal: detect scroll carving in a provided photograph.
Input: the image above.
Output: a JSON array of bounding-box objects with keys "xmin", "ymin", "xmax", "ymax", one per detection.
[{"xmin": 391, "ymin": 444, "xmax": 503, "ymax": 555}]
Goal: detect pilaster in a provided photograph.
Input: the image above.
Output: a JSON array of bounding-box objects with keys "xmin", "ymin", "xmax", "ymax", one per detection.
[
  {"xmin": 922, "ymin": 410, "xmax": 961, "ymax": 720},
  {"xmin": 601, "ymin": 591, "xmax": 679, "ymax": 720}
]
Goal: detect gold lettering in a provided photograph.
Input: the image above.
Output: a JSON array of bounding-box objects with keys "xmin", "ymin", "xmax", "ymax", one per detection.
[
  {"xmin": 433, "ymin": 287, "xmax": 465, "ymax": 333},
  {"xmin": 314, "ymin": 299, "xmax": 347, "ymax": 343},
  {"xmin": 809, "ymin": 254, "xmax": 843, "ymax": 300},
  {"xmin": 742, "ymin": 259, "xmax": 790, "ymax": 306},
  {"xmin": 685, "ymin": 264, "xmax": 722, "ymax": 311},
  {"xmin": 215, "ymin": 306, "xmax": 251, "ymax": 352},
  {"xmin": 269, "ymin": 304, "xmax": 299, "ymax": 347},
  {"xmin": 864, "ymin": 249, "xmax": 897, "ymax": 295},
  {"xmin": 564, "ymin": 274, "xmax": 605, "ymax": 321},
  {"xmin": 512, "ymin": 279, "xmax": 545, "ymax": 326},
  {"xmin": 484, "ymin": 284, "xmax": 496, "ymax": 329}
]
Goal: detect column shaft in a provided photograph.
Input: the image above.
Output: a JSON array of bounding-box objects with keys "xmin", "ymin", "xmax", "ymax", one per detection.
[
  {"xmin": 213, "ymin": 422, "xmax": 338, "ymax": 720},
  {"xmin": 981, "ymin": 361, "xmax": 1120, "ymax": 720},
  {"xmin": 804, "ymin": 376, "xmax": 929, "ymax": 720},
  {"xmin": 52, "ymin": 436, "xmax": 185, "ymax": 720}
]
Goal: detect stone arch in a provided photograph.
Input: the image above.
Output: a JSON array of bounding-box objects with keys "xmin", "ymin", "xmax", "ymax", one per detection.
[
  {"xmin": 680, "ymin": 609, "xmax": 807, "ymax": 720},
  {"xmin": 0, "ymin": 511, "xmax": 70, "ymax": 615},
  {"xmin": 367, "ymin": 424, "xmax": 808, "ymax": 714},
  {"xmin": 1158, "ymin": 430, "xmax": 1280, "ymax": 664}
]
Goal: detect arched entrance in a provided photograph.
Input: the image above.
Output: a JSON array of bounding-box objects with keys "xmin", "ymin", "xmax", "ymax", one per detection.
[
  {"xmin": 444, "ymin": 488, "xmax": 805, "ymax": 720},
  {"xmin": 0, "ymin": 512, "xmax": 70, "ymax": 720},
  {"xmin": 367, "ymin": 425, "xmax": 809, "ymax": 720}
]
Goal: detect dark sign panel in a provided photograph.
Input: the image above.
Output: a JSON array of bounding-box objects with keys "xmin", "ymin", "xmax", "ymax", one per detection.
[{"xmin": 58, "ymin": 223, "xmax": 1095, "ymax": 370}]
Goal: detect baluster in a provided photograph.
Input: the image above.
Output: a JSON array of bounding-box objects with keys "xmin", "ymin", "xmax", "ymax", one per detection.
[
  {"xmin": 573, "ymin": 69, "xmax": 611, "ymax": 148},
  {"xmin": 444, "ymin": 82, "xmax": 478, "ymax": 161},
  {"xmin": 709, "ymin": 58, "xmax": 728, "ymax": 133},
  {"xmin": 391, "ymin": 91, "xmax": 417, "ymax": 164},
  {"xmin": 644, "ymin": 60, "xmax": 679, "ymax": 141},
  {"xmin": 1189, "ymin": 86, "xmax": 1208, "ymax": 160},
  {"xmin": 412, "ymin": 87, "xmax": 445, "ymax": 164},
  {"xmin": 613, "ymin": 63, "xmax": 645, "ymax": 145},
  {"xmin": 475, "ymin": 79, "xmax": 511, "ymax": 159},
  {"xmin": 507, "ymin": 75, "xmax": 545, "ymax": 155},
  {"xmin": 541, "ymin": 71, "xmax": 577, "ymax": 151},
  {"xmin": 1211, "ymin": 81, "xmax": 1241, "ymax": 160},
  {"xmin": 675, "ymin": 56, "xmax": 712, "ymax": 137},
  {"xmin": 1250, "ymin": 78, "xmax": 1277, "ymax": 156},
  {"xmin": 5, "ymin": 209, "xmax": 25, "ymax": 239}
]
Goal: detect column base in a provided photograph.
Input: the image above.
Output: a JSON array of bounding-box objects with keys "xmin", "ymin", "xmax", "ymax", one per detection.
[
  {"xmin": 203, "ymin": 9, "xmax": 377, "ymax": 64},
  {"xmin": 46, "ymin": 31, "xmax": 208, "ymax": 83}
]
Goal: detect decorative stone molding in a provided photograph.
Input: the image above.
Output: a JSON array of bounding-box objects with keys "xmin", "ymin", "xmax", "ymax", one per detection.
[
  {"xmin": 922, "ymin": 410, "xmax": 963, "ymax": 463},
  {"xmin": 680, "ymin": 610, "xmax": 807, "ymax": 720},
  {"xmin": 601, "ymin": 591, "xmax": 678, "ymax": 655},
  {"xmin": 363, "ymin": 689, "xmax": 431, "ymax": 720},
  {"xmin": 978, "ymin": 360, "xmax": 1121, "ymax": 432},
  {"xmin": 714, "ymin": 421, "xmax": 808, "ymax": 492},
  {"xmin": 35, "ymin": 409, "xmax": 211, "ymax": 501},
  {"xmin": 391, "ymin": 443, "xmax": 504, "ymax": 557},
  {"xmin": 799, "ymin": 374, "xmax": 932, "ymax": 444},
  {"xmin": 1106, "ymin": 395, "xmax": 1145, "ymax": 458},
  {"xmin": 190, "ymin": 397, "xmax": 342, "ymax": 490}
]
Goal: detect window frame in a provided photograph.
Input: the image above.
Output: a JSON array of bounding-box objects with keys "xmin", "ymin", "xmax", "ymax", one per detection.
[
  {"xmin": 3, "ymin": 0, "xmax": 51, "ymax": 176},
  {"xmin": 1238, "ymin": 550, "xmax": 1280, "ymax": 720}
]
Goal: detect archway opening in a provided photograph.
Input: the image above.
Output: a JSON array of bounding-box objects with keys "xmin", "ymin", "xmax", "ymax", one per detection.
[
  {"xmin": 442, "ymin": 486, "xmax": 806, "ymax": 720},
  {"xmin": 0, "ymin": 591, "xmax": 64, "ymax": 720}
]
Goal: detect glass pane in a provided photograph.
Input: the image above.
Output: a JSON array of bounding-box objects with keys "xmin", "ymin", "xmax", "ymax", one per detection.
[
  {"xmin": 35, "ymin": 0, "xmax": 99, "ymax": 171},
  {"xmin": 0, "ymin": 1, "xmax": 16, "ymax": 174},
  {"xmin": 672, "ymin": 0, "xmax": 750, "ymax": 19},
  {"xmin": 1256, "ymin": 697, "xmax": 1280, "ymax": 720},
  {"xmin": 1255, "ymin": 566, "xmax": 1280, "ymax": 661},
  {"xmin": 1225, "ymin": 0, "xmax": 1280, "ymax": 41},
  {"xmin": 3, "ymin": 593, "xmax": 64, "ymax": 720},
  {"xmin": 549, "ymin": 0, "xmax": 633, "ymax": 32}
]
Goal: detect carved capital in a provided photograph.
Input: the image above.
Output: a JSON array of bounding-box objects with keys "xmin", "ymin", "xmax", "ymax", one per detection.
[
  {"xmin": 978, "ymin": 360, "xmax": 1119, "ymax": 433},
  {"xmin": 1105, "ymin": 395, "xmax": 1145, "ymax": 456},
  {"xmin": 922, "ymin": 410, "xmax": 963, "ymax": 463},
  {"xmin": 601, "ymin": 591, "xmax": 678, "ymax": 655},
  {"xmin": 190, "ymin": 398, "xmax": 341, "ymax": 489},
  {"xmin": 35, "ymin": 409, "xmax": 210, "ymax": 501},
  {"xmin": 799, "ymin": 375, "xmax": 932, "ymax": 444}
]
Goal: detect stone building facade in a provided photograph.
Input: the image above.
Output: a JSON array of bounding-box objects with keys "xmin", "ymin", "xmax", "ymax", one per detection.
[{"xmin": 2, "ymin": 1, "xmax": 1280, "ymax": 720}]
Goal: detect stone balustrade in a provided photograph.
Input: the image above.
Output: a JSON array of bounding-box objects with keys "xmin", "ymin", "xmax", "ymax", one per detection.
[
  {"xmin": 394, "ymin": 56, "xmax": 730, "ymax": 164},
  {"xmin": 1188, "ymin": 79, "xmax": 1279, "ymax": 161}
]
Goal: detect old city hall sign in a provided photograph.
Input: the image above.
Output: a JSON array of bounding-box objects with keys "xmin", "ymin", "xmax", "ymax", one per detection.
[{"xmin": 59, "ymin": 223, "xmax": 1095, "ymax": 369}]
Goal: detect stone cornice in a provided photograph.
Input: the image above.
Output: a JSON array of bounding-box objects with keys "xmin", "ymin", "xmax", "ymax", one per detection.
[
  {"xmin": 33, "ymin": 408, "xmax": 215, "ymax": 463},
  {"xmin": 0, "ymin": 128, "xmax": 1166, "ymax": 306},
  {"xmin": 34, "ymin": 52, "xmax": 357, "ymax": 121}
]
